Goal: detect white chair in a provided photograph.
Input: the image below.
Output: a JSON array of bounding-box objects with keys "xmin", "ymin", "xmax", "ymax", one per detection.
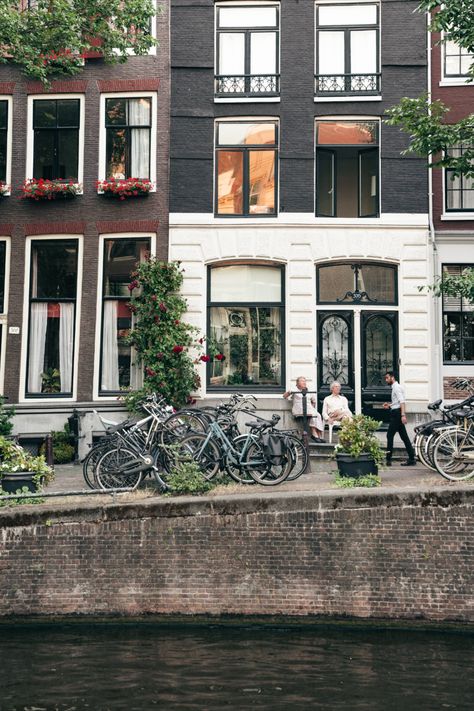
[{"xmin": 326, "ymin": 420, "xmax": 341, "ymax": 444}]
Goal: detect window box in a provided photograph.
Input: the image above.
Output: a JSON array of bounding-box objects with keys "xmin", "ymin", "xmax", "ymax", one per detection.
[
  {"xmin": 97, "ymin": 178, "xmax": 153, "ymax": 200},
  {"xmin": 21, "ymin": 179, "xmax": 81, "ymax": 201}
]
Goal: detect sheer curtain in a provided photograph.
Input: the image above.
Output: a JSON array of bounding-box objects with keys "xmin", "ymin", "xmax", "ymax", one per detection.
[
  {"xmin": 59, "ymin": 302, "xmax": 74, "ymax": 393},
  {"xmin": 129, "ymin": 99, "xmax": 150, "ymax": 179},
  {"xmin": 101, "ymin": 301, "xmax": 119, "ymax": 391},
  {"xmin": 28, "ymin": 302, "xmax": 48, "ymax": 393}
]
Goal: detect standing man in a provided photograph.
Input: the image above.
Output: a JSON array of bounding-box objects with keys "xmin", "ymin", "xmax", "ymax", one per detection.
[{"xmin": 383, "ymin": 371, "xmax": 416, "ymax": 467}]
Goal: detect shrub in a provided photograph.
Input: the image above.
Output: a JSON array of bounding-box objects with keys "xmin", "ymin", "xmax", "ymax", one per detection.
[
  {"xmin": 0, "ymin": 396, "xmax": 14, "ymax": 437},
  {"xmin": 335, "ymin": 414, "xmax": 385, "ymax": 466},
  {"xmin": 165, "ymin": 458, "xmax": 216, "ymax": 496},
  {"xmin": 333, "ymin": 471, "xmax": 381, "ymax": 488}
]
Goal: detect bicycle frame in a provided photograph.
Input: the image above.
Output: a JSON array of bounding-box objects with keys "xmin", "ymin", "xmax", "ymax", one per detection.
[{"xmin": 194, "ymin": 421, "xmax": 263, "ymax": 469}]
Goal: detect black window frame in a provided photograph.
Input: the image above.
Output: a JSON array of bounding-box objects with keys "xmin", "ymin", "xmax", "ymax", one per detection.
[
  {"xmin": 442, "ymin": 263, "xmax": 474, "ymax": 365},
  {"xmin": 315, "ymin": 120, "xmax": 380, "ymax": 218},
  {"xmin": 32, "ymin": 98, "xmax": 81, "ymax": 182},
  {"xmin": 99, "ymin": 237, "xmax": 151, "ymax": 397},
  {"xmin": 25, "ymin": 239, "xmax": 79, "ymax": 399},
  {"xmin": 207, "ymin": 264, "xmax": 285, "ymax": 392},
  {"xmin": 445, "ymin": 144, "xmax": 474, "ymax": 212},
  {"xmin": 316, "ymin": 261, "xmax": 398, "ymax": 306},
  {"xmin": 0, "ymin": 99, "xmax": 8, "ymax": 184},
  {"xmin": 215, "ymin": 3, "xmax": 280, "ymax": 97},
  {"xmin": 444, "ymin": 40, "xmax": 473, "ymax": 78},
  {"xmin": 315, "ymin": 1, "xmax": 380, "ymax": 96},
  {"xmin": 215, "ymin": 120, "xmax": 279, "ymax": 217},
  {"xmin": 105, "ymin": 96, "xmax": 152, "ymax": 180}
]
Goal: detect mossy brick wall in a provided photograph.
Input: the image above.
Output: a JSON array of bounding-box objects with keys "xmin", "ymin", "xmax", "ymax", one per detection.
[{"xmin": 0, "ymin": 490, "xmax": 473, "ymax": 621}]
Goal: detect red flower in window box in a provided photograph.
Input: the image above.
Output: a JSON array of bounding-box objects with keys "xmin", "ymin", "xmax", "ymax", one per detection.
[
  {"xmin": 96, "ymin": 177, "xmax": 154, "ymax": 200},
  {"xmin": 172, "ymin": 345, "xmax": 184, "ymax": 354},
  {"xmin": 0, "ymin": 182, "xmax": 9, "ymax": 197},
  {"xmin": 21, "ymin": 179, "xmax": 80, "ymax": 201}
]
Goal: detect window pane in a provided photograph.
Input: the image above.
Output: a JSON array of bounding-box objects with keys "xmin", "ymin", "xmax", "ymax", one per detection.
[
  {"xmin": 103, "ymin": 239, "xmax": 150, "ymax": 297},
  {"xmin": 106, "ymin": 128, "xmax": 127, "ymax": 180},
  {"xmin": 359, "ymin": 149, "xmax": 378, "ymax": 217},
  {"xmin": 0, "ymin": 100, "xmax": 7, "ymax": 129},
  {"xmin": 446, "ymin": 56, "xmax": 460, "ymax": 76},
  {"xmin": 462, "ymin": 340, "xmax": 474, "ymax": 361},
  {"xmin": 0, "ymin": 129, "xmax": 6, "ymax": 183},
  {"xmin": 316, "ymin": 150, "xmax": 335, "ymax": 217},
  {"xmin": 461, "ymin": 54, "xmax": 473, "ymax": 75},
  {"xmin": 27, "ymin": 303, "xmax": 74, "ymax": 395},
  {"xmin": 219, "ymin": 7, "xmax": 277, "ymax": 28},
  {"xmin": 101, "ymin": 300, "xmax": 134, "ymax": 392},
  {"xmin": 250, "ymin": 32, "xmax": 277, "ymax": 74},
  {"xmin": 317, "ymin": 121, "xmax": 378, "ymax": 145},
  {"xmin": 350, "ymin": 30, "xmax": 377, "ymax": 73},
  {"xmin": 0, "ymin": 242, "xmax": 6, "ymax": 313},
  {"xmin": 318, "ymin": 264, "xmax": 354, "ymax": 302},
  {"xmin": 32, "ymin": 241, "xmax": 78, "ymax": 299},
  {"xmin": 249, "ymin": 150, "xmax": 275, "ymax": 214},
  {"xmin": 318, "ymin": 4, "xmax": 377, "ymax": 26},
  {"xmin": 106, "ymin": 98, "xmax": 127, "ymax": 126},
  {"xmin": 57, "ymin": 129, "xmax": 79, "ymax": 181},
  {"xmin": 358, "ymin": 264, "xmax": 395, "ymax": 302},
  {"xmin": 57, "ymin": 99, "xmax": 80, "ymax": 127},
  {"xmin": 33, "ymin": 100, "xmax": 56, "ymax": 128},
  {"xmin": 318, "ymin": 31, "xmax": 345, "ymax": 74},
  {"xmin": 128, "ymin": 98, "xmax": 151, "ymax": 126},
  {"xmin": 217, "ymin": 122, "xmax": 276, "ymax": 146},
  {"xmin": 219, "ymin": 32, "xmax": 245, "ymax": 74},
  {"xmin": 211, "ymin": 265, "xmax": 281, "ymax": 302},
  {"xmin": 33, "ymin": 130, "xmax": 55, "ymax": 179},
  {"xmin": 130, "ymin": 128, "xmax": 150, "ymax": 179},
  {"xmin": 209, "ymin": 306, "xmax": 281, "ymax": 386},
  {"xmin": 217, "ymin": 150, "xmax": 243, "ymax": 215}
]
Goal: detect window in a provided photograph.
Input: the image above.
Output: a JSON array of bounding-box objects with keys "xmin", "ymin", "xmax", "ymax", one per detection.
[
  {"xmin": 315, "ymin": 2, "xmax": 380, "ymax": 96},
  {"xmin": 32, "ymin": 98, "xmax": 81, "ymax": 181},
  {"xmin": 208, "ymin": 265, "xmax": 284, "ymax": 389},
  {"xmin": 215, "ymin": 3, "xmax": 280, "ymax": 97},
  {"xmin": 442, "ymin": 264, "xmax": 474, "ymax": 363},
  {"xmin": 317, "ymin": 262, "xmax": 397, "ymax": 304},
  {"xmin": 215, "ymin": 121, "xmax": 278, "ymax": 216},
  {"xmin": 444, "ymin": 40, "xmax": 473, "ymax": 79},
  {"xmin": 99, "ymin": 238, "xmax": 150, "ymax": 395},
  {"xmin": 315, "ymin": 120, "xmax": 379, "ymax": 217},
  {"xmin": 445, "ymin": 145, "xmax": 474, "ymax": 212},
  {"xmin": 26, "ymin": 240, "xmax": 78, "ymax": 397},
  {"xmin": 0, "ymin": 100, "xmax": 8, "ymax": 184},
  {"xmin": 105, "ymin": 97, "xmax": 152, "ymax": 179}
]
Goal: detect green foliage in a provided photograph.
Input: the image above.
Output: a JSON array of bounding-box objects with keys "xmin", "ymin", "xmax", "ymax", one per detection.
[
  {"xmin": 0, "ymin": 0, "xmax": 158, "ymax": 84},
  {"xmin": 40, "ymin": 423, "xmax": 76, "ymax": 464},
  {"xmin": 0, "ymin": 396, "xmax": 14, "ymax": 437},
  {"xmin": 0, "ymin": 485, "xmax": 45, "ymax": 507},
  {"xmin": 421, "ymin": 1, "xmax": 474, "ymax": 64},
  {"xmin": 419, "ymin": 267, "xmax": 474, "ymax": 304},
  {"xmin": 0, "ymin": 436, "xmax": 54, "ymax": 486},
  {"xmin": 164, "ymin": 458, "xmax": 216, "ymax": 496},
  {"xmin": 333, "ymin": 471, "xmax": 382, "ymax": 488},
  {"xmin": 41, "ymin": 368, "xmax": 61, "ymax": 394},
  {"xmin": 335, "ymin": 414, "xmax": 385, "ymax": 466},
  {"xmin": 124, "ymin": 259, "xmax": 202, "ymax": 410}
]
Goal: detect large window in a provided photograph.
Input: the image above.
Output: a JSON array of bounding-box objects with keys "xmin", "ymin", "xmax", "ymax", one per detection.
[
  {"xmin": 315, "ymin": 2, "xmax": 380, "ymax": 96},
  {"xmin": 208, "ymin": 265, "xmax": 284, "ymax": 389},
  {"xmin": 316, "ymin": 120, "xmax": 379, "ymax": 218},
  {"xmin": 215, "ymin": 4, "xmax": 280, "ymax": 97},
  {"xmin": 32, "ymin": 98, "xmax": 81, "ymax": 181},
  {"xmin": 105, "ymin": 97, "xmax": 152, "ymax": 180},
  {"xmin": 0, "ymin": 100, "xmax": 8, "ymax": 184},
  {"xmin": 442, "ymin": 264, "xmax": 474, "ymax": 363},
  {"xmin": 445, "ymin": 145, "xmax": 474, "ymax": 212},
  {"xmin": 215, "ymin": 121, "xmax": 278, "ymax": 216},
  {"xmin": 444, "ymin": 40, "xmax": 473, "ymax": 79},
  {"xmin": 99, "ymin": 238, "xmax": 150, "ymax": 395},
  {"xmin": 26, "ymin": 240, "xmax": 78, "ymax": 397}
]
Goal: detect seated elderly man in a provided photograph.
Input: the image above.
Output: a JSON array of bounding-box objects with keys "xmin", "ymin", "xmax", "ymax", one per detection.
[{"xmin": 322, "ymin": 381, "xmax": 352, "ymax": 425}]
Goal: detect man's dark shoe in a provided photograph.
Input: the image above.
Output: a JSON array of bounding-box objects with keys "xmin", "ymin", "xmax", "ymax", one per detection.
[
  {"xmin": 385, "ymin": 460, "xmax": 392, "ymax": 467},
  {"xmin": 400, "ymin": 459, "xmax": 416, "ymax": 467},
  {"xmin": 311, "ymin": 436, "xmax": 325, "ymax": 443}
]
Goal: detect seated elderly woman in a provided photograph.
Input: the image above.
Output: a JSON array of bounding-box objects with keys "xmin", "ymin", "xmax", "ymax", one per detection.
[
  {"xmin": 322, "ymin": 381, "xmax": 353, "ymax": 425},
  {"xmin": 283, "ymin": 376, "xmax": 325, "ymax": 443}
]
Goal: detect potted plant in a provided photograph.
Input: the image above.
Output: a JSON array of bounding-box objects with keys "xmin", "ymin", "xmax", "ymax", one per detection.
[
  {"xmin": 0, "ymin": 436, "xmax": 54, "ymax": 494},
  {"xmin": 334, "ymin": 414, "xmax": 385, "ymax": 478},
  {"xmin": 21, "ymin": 179, "xmax": 81, "ymax": 201},
  {"xmin": 96, "ymin": 177, "xmax": 153, "ymax": 200}
]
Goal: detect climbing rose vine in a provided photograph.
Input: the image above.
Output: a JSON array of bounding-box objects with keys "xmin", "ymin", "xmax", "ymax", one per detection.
[{"xmin": 125, "ymin": 259, "xmax": 202, "ymax": 410}]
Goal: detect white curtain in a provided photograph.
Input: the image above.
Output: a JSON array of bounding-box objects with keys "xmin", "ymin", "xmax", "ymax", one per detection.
[
  {"xmin": 28, "ymin": 302, "xmax": 48, "ymax": 393},
  {"xmin": 129, "ymin": 99, "xmax": 150, "ymax": 179},
  {"xmin": 101, "ymin": 300, "xmax": 119, "ymax": 391},
  {"xmin": 59, "ymin": 302, "xmax": 74, "ymax": 393}
]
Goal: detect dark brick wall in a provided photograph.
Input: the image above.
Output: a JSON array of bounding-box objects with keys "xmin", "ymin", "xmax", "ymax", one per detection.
[
  {"xmin": 0, "ymin": 3, "xmax": 170, "ymax": 406},
  {"xmin": 170, "ymin": 0, "xmax": 428, "ymax": 214},
  {"xmin": 0, "ymin": 490, "xmax": 473, "ymax": 621}
]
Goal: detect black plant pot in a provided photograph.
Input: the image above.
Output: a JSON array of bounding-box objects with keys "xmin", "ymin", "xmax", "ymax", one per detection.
[
  {"xmin": 336, "ymin": 453, "xmax": 378, "ymax": 478},
  {"xmin": 1, "ymin": 471, "xmax": 37, "ymax": 494}
]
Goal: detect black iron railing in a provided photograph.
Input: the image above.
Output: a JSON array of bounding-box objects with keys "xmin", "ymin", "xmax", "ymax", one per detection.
[
  {"xmin": 215, "ymin": 74, "xmax": 280, "ymax": 97},
  {"xmin": 315, "ymin": 73, "xmax": 381, "ymax": 96}
]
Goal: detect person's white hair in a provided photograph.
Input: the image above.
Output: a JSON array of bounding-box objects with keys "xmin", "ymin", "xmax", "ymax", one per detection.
[{"xmin": 330, "ymin": 381, "xmax": 341, "ymax": 392}]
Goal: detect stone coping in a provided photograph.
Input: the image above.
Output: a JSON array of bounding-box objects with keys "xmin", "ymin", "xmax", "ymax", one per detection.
[{"xmin": 1, "ymin": 485, "xmax": 473, "ymax": 529}]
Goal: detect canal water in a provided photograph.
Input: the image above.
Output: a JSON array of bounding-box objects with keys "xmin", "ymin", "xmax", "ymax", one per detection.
[{"xmin": 0, "ymin": 622, "xmax": 472, "ymax": 710}]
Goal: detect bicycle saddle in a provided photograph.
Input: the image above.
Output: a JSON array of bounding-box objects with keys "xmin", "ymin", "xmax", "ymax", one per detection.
[
  {"xmin": 245, "ymin": 414, "xmax": 280, "ymax": 429},
  {"xmin": 427, "ymin": 399, "xmax": 442, "ymax": 410}
]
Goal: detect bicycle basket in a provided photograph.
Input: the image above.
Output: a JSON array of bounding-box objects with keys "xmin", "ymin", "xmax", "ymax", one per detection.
[{"xmin": 261, "ymin": 433, "xmax": 287, "ymax": 465}]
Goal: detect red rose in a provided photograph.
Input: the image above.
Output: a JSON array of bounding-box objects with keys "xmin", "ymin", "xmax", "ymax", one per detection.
[
  {"xmin": 187, "ymin": 397, "xmax": 197, "ymax": 405},
  {"xmin": 198, "ymin": 338, "xmax": 204, "ymax": 344},
  {"xmin": 159, "ymin": 302, "xmax": 167, "ymax": 312},
  {"xmin": 215, "ymin": 353, "xmax": 225, "ymax": 361},
  {"xmin": 174, "ymin": 320, "xmax": 180, "ymax": 325},
  {"xmin": 200, "ymin": 355, "xmax": 211, "ymax": 362},
  {"xmin": 128, "ymin": 280, "xmax": 139, "ymax": 291},
  {"xmin": 154, "ymin": 316, "xmax": 160, "ymax": 324},
  {"xmin": 151, "ymin": 295, "xmax": 157, "ymax": 302},
  {"xmin": 157, "ymin": 352, "xmax": 164, "ymax": 359},
  {"xmin": 145, "ymin": 367, "xmax": 156, "ymax": 377},
  {"xmin": 172, "ymin": 345, "xmax": 184, "ymax": 354}
]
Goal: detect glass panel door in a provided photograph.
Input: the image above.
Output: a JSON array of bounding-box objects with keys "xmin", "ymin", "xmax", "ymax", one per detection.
[
  {"xmin": 361, "ymin": 312, "xmax": 398, "ymax": 424},
  {"xmin": 317, "ymin": 312, "xmax": 354, "ymax": 414}
]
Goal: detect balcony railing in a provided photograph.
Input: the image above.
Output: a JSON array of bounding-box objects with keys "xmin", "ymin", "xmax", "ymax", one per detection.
[
  {"xmin": 215, "ymin": 74, "xmax": 280, "ymax": 97},
  {"xmin": 315, "ymin": 73, "xmax": 381, "ymax": 96}
]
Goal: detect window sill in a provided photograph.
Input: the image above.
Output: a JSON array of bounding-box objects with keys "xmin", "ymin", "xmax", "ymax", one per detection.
[
  {"xmin": 439, "ymin": 79, "xmax": 473, "ymax": 87},
  {"xmin": 314, "ymin": 95, "xmax": 382, "ymax": 103},
  {"xmin": 441, "ymin": 213, "xmax": 474, "ymax": 221},
  {"xmin": 214, "ymin": 96, "xmax": 280, "ymax": 103}
]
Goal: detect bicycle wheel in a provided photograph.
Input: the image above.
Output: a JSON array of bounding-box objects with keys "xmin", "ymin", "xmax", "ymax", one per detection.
[
  {"xmin": 95, "ymin": 447, "xmax": 143, "ymax": 490},
  {"xmin": 82, "ymin": 442, "xmax": 108, "ymax": 488},
  {"xmin": 176, "ymin": 433, "xmax": 221, "ymax": 480},
  {"xmin": 244, "ymin": 440, "xmax": 292, "ymax": 486},
  {"xmin": 160, "ymin": 411, "xmax": 207, "ymax": 446},
  {"xmin": 285, "ymin": 435, "xmax": 309, "ymax": 481},
  {"xmin": 224, "ymin": 435, "xmax": 257, "ymax": 484},
  {"xmin": 432, "ymin": 429, "xmax": 474, "ymax": 481}
]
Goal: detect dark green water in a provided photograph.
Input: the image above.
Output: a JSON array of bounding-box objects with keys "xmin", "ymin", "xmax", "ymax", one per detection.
[{"xmin": 0, "ymin": 622, "xmax": 473, "ymax": 710}]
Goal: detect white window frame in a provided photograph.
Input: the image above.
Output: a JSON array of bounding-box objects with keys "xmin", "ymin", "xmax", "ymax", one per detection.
[
  {"xmin": 0, "ymin": 237, "xmax": 11, "ymax": 394},
  {"xmin": 440, "ymin": 32, "xmax": 474, "ymax": 87},
  {"xmin": 314, "ymin": 0, "xmax": 382, "ymax": 103},
  {"xmin": 93, "ymin": 232, "xmax": 157, "ymax": 401},
  {"xmin": 19, "ymin": 234, "xmax": 83, "ymax": 403},
  {"xmin": 0, "ymin": 96, "xmax": 13, "ymax": 195},
  {"xmin": 98, "ymin": 92, "xmax": 158, "ymax": 190},
  {"xmin": 26, "ymin": 94, "xmax": 85, "ymax": 192}
]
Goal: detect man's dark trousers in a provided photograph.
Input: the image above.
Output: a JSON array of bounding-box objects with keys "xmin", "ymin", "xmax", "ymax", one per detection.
[{"xmin": 386, "ymin": 409, "xmax": 415, "ymax": 462}]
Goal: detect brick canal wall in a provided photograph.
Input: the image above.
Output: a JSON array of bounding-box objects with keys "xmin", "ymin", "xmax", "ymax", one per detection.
[{"xmin": 1, "ymin": 489, "xmax": 473, "ymax": 622}]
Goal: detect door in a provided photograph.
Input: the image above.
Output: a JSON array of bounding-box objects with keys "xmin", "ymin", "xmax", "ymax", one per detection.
[
  {"xmin": 361, "ymin": 311, "xmax": 398, "ymax": 425},
  {"xmin": 317, "ymin": 312, "xmax": 355, "ymax": 415}
]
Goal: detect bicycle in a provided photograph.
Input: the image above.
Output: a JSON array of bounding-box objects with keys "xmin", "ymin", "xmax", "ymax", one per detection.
[{"xmin": 432, "ymin": 411, "xmax": 474, "ymax": 481}]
